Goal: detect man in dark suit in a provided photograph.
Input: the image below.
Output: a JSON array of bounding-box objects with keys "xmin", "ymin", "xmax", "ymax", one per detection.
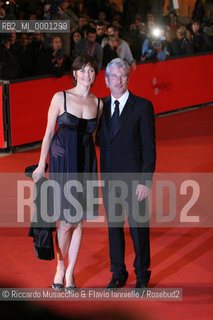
[{"xmin": 98, "ymin": 58, "xmax": 156, "ymax": 289}]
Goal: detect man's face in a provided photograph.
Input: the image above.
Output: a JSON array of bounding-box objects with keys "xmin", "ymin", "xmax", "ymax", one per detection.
[
  {"xmin": 98, "ymin": 12, "xmax": 106, "ymax": 21},
  {"xmin": 87, "ymin": 32, "xmax": 96, "ymax": 43},
  {"xmin": 60, "ymin": 0, "xmax": 69, "ymax": 10},
  {"xmin": 34, "ymin": 32, "xmax": 42, "ymax": 41},
  {"xmin": 10, "ymin": 32, "xmax": 16, "ymax": 41},
  {"xmin": 19, "ymin": 34, "xmax": 28, "ymax": 47},
  {"xmin": 176, "ymin": 31, "xmax": 184, "ymax": 40},
  {"xmin": 147, "ymin": 13, "xmax": 155, "ymax": 22},
  {"xmin": 29, "ymin": 14, "xmax": 36, "ymax": 20},
  {"xmin": 106, "ymin": 66, "xmax": 129, "ymax": 98},
  {"xmin": 106, "ymin": 27, "xmax": 115, "ymax": 37},
  {"xmin": 96, "ymin": 25, "xmax": 105, "ymax": 36},
  {"xmin": 112, "ymin": 20, "xmax": 120, "ymax": 28},
  {"xmin": 147, "ymin": 20, "xmax": 155, "ymax": 31},
  {"xmin": 78, "ymin": 17, "xmax": 87, "ymax": 28},
  {"xmin": 51, "ymin": 37, "xmax": 62, "ymax": 51},
  {"xmin": 135, "ymin": 19, "xmax": 141, "ymax": 27}
]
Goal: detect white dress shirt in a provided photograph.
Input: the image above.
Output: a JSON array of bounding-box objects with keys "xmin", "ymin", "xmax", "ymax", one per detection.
[{"xmin": 111, "ymin": 90, "xmax": 129, "ymax": 116}]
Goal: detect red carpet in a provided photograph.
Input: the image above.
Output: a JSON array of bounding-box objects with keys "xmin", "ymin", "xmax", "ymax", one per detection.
[{"xmin": 0, "ymin": 106, "xmax": 213, "ymax": 319}]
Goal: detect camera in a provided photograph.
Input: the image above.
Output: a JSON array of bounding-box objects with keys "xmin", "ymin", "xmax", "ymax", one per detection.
[
  {"xmin": 55, "ymin": 49, "xmax": 64, "ymax": 60},
  {"xmin": 152, "ymin": 41, "xmax": 161, "ymax": 48},
  {"xmin": 44, "ymin": 0, "xmax": 64, "ymax": 14}
]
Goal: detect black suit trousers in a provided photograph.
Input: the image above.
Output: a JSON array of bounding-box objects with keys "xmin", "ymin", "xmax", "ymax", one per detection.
[{"xmin": 102, "ymin": 179, "xmax": 151, "ymax": 282}]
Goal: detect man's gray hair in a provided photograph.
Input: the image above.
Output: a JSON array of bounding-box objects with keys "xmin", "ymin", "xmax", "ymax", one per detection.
[{"xmin": 105, "ymin": 58, "xmax": 130, "ymax": 78}]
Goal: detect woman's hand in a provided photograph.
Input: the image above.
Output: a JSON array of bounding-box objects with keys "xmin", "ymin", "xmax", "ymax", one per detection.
[{"xmin": 32, "ymin": 166, "xmax": 45, "ymax": 183}]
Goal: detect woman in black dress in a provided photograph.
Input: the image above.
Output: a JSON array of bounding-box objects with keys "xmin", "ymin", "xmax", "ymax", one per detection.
[{"xmin": 32, "ymin": 55, "xmax": 103, "ymax": 292}]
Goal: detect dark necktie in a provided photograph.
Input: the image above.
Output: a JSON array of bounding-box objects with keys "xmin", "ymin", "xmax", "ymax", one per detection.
[{"xmin": 110, "ymin": 100, "xmax": 120, "ymax": 137}]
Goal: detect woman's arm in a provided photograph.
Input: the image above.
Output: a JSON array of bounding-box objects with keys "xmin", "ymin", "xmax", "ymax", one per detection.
[
  {"xmin": 93, "ymin": 98, "xmax": 103, "ymax": 145},
  {"xmin": 32, "ymin": 92, "xmax": 62, "ymax": 183}
]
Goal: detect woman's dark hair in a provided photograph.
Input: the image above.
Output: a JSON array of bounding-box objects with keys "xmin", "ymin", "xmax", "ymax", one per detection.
[
  {"xmin": 71, "ymin": 30, "xmax": 83, "ymax": 41},
  {"xmin": 71, "ymin": 55, "xmax": 99, "ymax": 86}
]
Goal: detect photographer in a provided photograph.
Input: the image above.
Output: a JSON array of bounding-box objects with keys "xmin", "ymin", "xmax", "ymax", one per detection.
[
  {"xmin": 173, "ymin": 25, "xmax": 193, "ymax": 56},
  {"xmin": 44, "ymin": 0, "xmax": 78, "ymax": 56},
  {"xmin": 34, "ymin": 35, "xmax": 68, "ymax": 77},
  {"xmin": 102, "ymin": 34, "xmax": 118, "ymax": 66},
  {"xmin": 189, "ymin": 19, "xmax": 207, "ymax": 53},
  {"xmin": 101, "ymin": 25, "xmax": 136, "ymax": 70},
  {"xmin": 141, "ymin": 27, "xmax": 167, "ymax": 62},
  {"xmin": 0, "ymin": 32, "xmax": 21, "ymax": 79},
  {"xmin": 0, "ymin": 0, "xmax": 17, "ymax": 19},
  {"xmin": 44, "ymin": 0, "xmax": 63, "ymax": 20},
  {"xmin": 44, "ymin": 0, "xmax": 77, "ymax": 26},
  {"xmin": 74, "ymin": 26, "xmax": 103, "ymax": 70}
]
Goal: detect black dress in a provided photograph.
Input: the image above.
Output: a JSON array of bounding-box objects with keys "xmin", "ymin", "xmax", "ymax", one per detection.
[{"xmin": 49, "ymin": 91, "xmax": 100, "ymax": 223}]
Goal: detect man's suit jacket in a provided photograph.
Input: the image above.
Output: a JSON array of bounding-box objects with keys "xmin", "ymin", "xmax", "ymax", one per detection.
[{"xmin": 99, "ymin": 91, "xmax": 156, "ymax": 184}]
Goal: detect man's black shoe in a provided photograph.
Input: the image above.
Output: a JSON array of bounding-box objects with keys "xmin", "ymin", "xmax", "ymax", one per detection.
[
  {"xmin": 106, "ymin": 272, "xmax": 128, "ymax": 290},
  {"xmin": 106, "ymin": 278, "xmax": 126, "ymax": 289}
]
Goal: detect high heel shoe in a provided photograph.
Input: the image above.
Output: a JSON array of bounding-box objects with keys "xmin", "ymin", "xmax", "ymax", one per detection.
[
  {"xmin": 65, "ymin": 283, "xmax": 77, "ymax": 293},
  {"xmin": 52, "ymin": 270, "xmax": 65, "ymax": 292},
  {"xmin": 65, "ymin": 272, "xmax": 77, "ymax": 293},
  {"xmin": 52, "ymin": 280, "xmax": 64, "ymax": 292}
]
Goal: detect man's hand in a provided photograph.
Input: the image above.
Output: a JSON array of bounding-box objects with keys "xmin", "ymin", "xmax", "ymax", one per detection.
[
  {"xmin": 51, "ymin": 57, "xmax": 57, "ymax": 64},
  {"xmin": 135, "ymin": 184, "xmax": 150, "ymax": 201},
  {"xmin": 129, "ymin": 23, "xmax": 136, "ymax": 30},
  {"xmin": 4, "ymin": 40, "xmax": 10, "ymax": 50},
  {"xmin": 57, "ymin": 6, "xmax": 64, "ymax": 15},
  {"xmin": 56, "ymin": 58, "xmax": 63, "ymax": 67}
]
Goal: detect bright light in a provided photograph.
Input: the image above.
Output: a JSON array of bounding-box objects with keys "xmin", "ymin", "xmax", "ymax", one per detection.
[
  {"xmin": 152, "ymin": 28, "xmax": 161, "ymax": 37},
  {"xmin": 6, "ymin": 1, "xmax": 10, "ymax": 5}
]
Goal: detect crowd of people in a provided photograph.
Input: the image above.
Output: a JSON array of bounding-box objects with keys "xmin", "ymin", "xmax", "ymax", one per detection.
[{"xmin": 0, "ymin": 0, "xmax": 213, "ymax": 80}]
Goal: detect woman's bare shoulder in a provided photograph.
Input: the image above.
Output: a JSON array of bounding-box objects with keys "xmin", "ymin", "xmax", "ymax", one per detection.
[
  {"xmin": 88, "ymin": 92, "xmax": 97, "ymax": 99},
  {"xmin": 49, "ymin": 91, "xmax": 65, "ymax": 110},
  {"xmin": 90, "ymin": 93, "xmax": 103, "ymax": 105},
  {"xmin": 52, "ymin": 91, "xmax": 64, "ymax": 102}
]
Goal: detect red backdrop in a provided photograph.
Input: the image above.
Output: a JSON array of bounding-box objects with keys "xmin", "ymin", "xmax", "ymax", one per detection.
[{"xmin": 9, "ymin": 54, "xmax": 213, "ymax": 146}]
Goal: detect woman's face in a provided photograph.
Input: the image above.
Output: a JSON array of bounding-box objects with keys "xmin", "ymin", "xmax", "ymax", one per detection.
[
  {"xmin": 192, "ymin": 22, "xmax": 200, "ymax": 34},
  {"xmin": 108, "ymin": 37, "xmax": 118, "ymax": 48},
  {"xmin": 74, "ymin": 64, "xmax": 96, "ymax": 87},
  {"xmin": 73, "ymin": 32, "xmax": 81, "ymax": 43}
]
